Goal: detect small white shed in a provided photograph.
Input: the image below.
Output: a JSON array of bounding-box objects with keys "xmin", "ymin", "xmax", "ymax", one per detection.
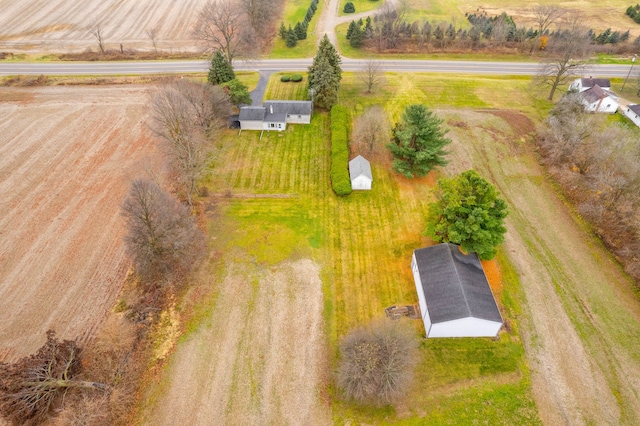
[
  {"xmin": 411, "ymin": 243, "xmax": 503, "ymax": 338},
  {"xmin": 348, "ymin": 155, "xmax": 372, "ymax": 190},
  {"xmin": 623, "ymin": 104, "xmax": 640, "ymax": 128}
]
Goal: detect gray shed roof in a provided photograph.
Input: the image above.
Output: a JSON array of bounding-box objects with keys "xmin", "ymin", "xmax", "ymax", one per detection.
[
  {"xmin": 349, "ymin": 155, "xmax": 372, "ymax": 180},
  {"xmin": 581, "ymin": 77, "xmax": 611, "ymax": 89},
  {"xmin": 263, "ymin": 100, "xmax": 313, "ymax": 116},
  {"xmin": 239, "ymin": 106, "xmax": 266, "ymax": 121},
  {"xmin": 413, "ymin": 243, "xmax": 502, "ymax": 324}
]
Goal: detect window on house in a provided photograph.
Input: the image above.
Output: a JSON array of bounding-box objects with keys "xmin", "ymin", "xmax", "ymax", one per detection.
[
  {"xmin": 270, "ymin": 123, "xmax": 275, "ymax": 128},
  {"xmin": 298, "ymin": 115, "xmax": 302, "ymax": 119}
]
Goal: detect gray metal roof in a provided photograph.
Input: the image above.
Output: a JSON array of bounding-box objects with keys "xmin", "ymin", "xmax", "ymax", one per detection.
[
  {"xmin": 581, "ymin": 77, "xmax": 611, "ymax": 89},
  {"xmin": 239, "ymin": 107, "xmax": 266, "ymax": 121},
  {"xmin": 263, "ymin": 100, "xmax": 313, "ymax": 116},
  {"xmin": 413, "ymin": 243, "xmax": 502, "ymax": 324},
  {"xmin": 349, "ymin": 155, "xmax": 372, "ymax": 180}
]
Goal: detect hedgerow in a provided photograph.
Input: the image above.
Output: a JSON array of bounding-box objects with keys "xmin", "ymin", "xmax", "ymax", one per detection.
[{"xmin": 330, "ymin": 105, "xmax": 352, "ymax": 196}]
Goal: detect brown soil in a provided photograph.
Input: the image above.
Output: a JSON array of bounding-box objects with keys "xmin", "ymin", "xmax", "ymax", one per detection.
[
  {"xmin": 0, "ymin": 0, "xmax": 211, "ymax": 53},
  {"xmin": 0, "ymin": 85, "xmax": 162, "ymax": 362},
  {"xmin": 139, "ymin": 259, "xmax": 331, "ymax": 426}
]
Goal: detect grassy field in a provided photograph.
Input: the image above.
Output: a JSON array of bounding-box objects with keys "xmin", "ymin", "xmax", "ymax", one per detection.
[
  {"xmin": 270, "ymin": 0, "xmax": 323, "ymax": 58},
  {"xmin": 339, "ymin": 0, "xmax": 385, "ymax": 16}
]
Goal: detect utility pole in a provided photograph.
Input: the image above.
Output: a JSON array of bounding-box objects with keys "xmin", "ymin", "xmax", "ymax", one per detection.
[{"xmin": 620, "ymin": 54, "xmax": 637, "ymax": 92}]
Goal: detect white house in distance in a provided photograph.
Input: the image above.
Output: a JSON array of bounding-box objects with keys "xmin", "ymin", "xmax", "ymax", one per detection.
[
  {"xmin": 348, "ymin": 155, "xmax": 372, "ymax": 190},
  {"xmin": 569, "ymin": 77, "xmax": 611, "ymax": 92},
  {"xmin": 623, "ymin": 104, "xmax": 640, "ymax": 128},
  {"xmin": 578, "ymin": 84, "xmax": 619, "ymax": 114},
  {"xmin": 238, "ymin": 100, "xmax": 313, "ymax": 132},
  {"xmin": 411, "ymin": 243, "xmax": 503, "ymax": 338}
]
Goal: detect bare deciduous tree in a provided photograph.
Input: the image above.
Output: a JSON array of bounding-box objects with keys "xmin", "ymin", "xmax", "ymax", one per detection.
[
  {"xmin": 149, "ymin": 79, "xmax": 231, "ymax": 204},
  {"xmin": 535, "ymin": 16, "xmax": 592, "ymax": 100},
  {"xmin": 352, "ymin": 106, "xmax": 390, "ymax": 157},
  {"xmin": 357, "ymin": 60, "xmax": 385, "ymax": 94},
  {"xmin": 0, "ymin": 331, "xmax": 108, "ymax": 426},
  {"xmin": 337, "ymin": 320, "xmax": 418, "ymax": 406},
  {"xmin": 193, "ymin": 0, "xmax": 255, "ymax": 63},
  {"xmin": 91, "ymin": 24, "xmax": 105, "ymax": 54},
  {"xmin": 121, "ymin": 179, "xmax": 206, "ymax": 285},
  {"xmin": 239, "ymin": 0, "xmax": 274, "ymax": 37},
  {"xmin": 533, "ymin": 5, "xmax": 564, "ymax": 37},
  {"xmin": 146, "ymin": 28, "xmax": 159, "ymax": 54}
]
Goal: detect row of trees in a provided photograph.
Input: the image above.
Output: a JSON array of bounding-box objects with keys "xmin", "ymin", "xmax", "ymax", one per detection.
[
  {"xmin": 537, "ymin": 93, "xmax": 640, "ymax": 281},
  {"xmin": 277, "ymin": 0, "xmax": 318, "ymax": 48},
  {"xmin": 350, "ymin": 4, "xmax": 640, "ymax": 54}
]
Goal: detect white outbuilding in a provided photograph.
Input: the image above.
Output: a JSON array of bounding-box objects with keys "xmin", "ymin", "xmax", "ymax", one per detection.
[
  {"xmin": 348, "ymin": 155, "xmax": 372, "ymax": 190},
  {"xmin": 623, "ymin": 104, "xmax": 640, "ymax": 128},
  {"xmin": 411, "ymin": 243, "xmax": 503, "ymax": 338}
]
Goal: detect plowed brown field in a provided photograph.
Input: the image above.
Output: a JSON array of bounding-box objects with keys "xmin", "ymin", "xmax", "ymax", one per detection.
[
  {"xmin": 0, "ymin": 0, "xmax": 210, "ymax": 53},
  {"xmin": 0, "ymin": 85, "xmax": 160, "ymax": 362}
]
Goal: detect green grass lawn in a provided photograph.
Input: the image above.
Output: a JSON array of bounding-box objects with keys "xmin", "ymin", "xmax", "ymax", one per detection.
[
  {"xmin": 339, "ymin": 0, "xmax": 384, "ymax": 17},
  {"xmin": 269, "ymin": 0, "xmax": 323, "ymax": 58},
  {"xmin": 190, "ymin": 74, "xmax": 543, "ymax": 423}
]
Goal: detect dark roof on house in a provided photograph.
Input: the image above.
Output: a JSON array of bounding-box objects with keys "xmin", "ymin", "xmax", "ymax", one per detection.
[
  {"xmin": 263, "ymin": 100, "xmax": 313, "ymax": 116},
  {"xmin": 349, "ymin": 155, "xmax": 372, "ymax": 180},
  {"xmin": 580, "ymin": 84, "xmax": 613, "ymax": 104},
  {"xmin": 413, "ymin": 243, "xmax": 502, "ymax": 324},
  {"xmin": 264, "ymin": 112, "xmax": 287, "ymax": 123},
  {"xmin": 239, "ymin": 106, "xmax": 266, "ymax": 121},
  {"xmin": 628, "ymin": 104, "xmax": 640, "ymax": 114},
  {"xmin": 581, "ymin": 77, "xmax": 611, "ymax": 89}
]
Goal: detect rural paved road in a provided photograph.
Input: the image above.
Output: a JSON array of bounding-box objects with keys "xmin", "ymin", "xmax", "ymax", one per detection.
[{"xmin": 0, "ymin": 59, "xmax": 633, "ymax": 77}]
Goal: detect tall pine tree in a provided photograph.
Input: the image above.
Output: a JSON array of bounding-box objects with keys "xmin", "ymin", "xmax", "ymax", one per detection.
[
  {"xmin": 387, "ymin": 104, "xmax": 451, "ymax": 178},
  {"xmin": 308, "ymin": 35, "xmax": 342, "ymax": 109},
  {"xmin": 208, "ymin": 51, "xmax": 235, "ymax": 85}
]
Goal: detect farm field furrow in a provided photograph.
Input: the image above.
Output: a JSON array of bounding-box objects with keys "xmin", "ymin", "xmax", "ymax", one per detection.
[
  {"xmin": 0, "ymin": 85, "xmax": 162, "ymax": 362},
  {"xmin": 0, "ymin": 0, "xmax": 209, "ymax": 53}
]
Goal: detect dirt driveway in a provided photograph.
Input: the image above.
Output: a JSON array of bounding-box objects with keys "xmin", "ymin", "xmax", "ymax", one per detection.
[{"xmin": 0, "ymin": 85, "xmax": 161, "ymax": 362}]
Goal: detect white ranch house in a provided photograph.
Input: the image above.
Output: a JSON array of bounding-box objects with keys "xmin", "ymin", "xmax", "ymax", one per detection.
[
  {"xmin": 238, "ymin": 101, "xmax": 313, "ymax": 132},
  {"xmin": 348, "ymin": 155, "xmax": 372, "ymax": 190},
  {"xmin": 623, "ymin": 104, "xmax": 640, "ymax": 128},
  {"xmin": 569, "ymin": 77, "xmax": 611, "ymax": 92},
  {"xmin": 411, "ymin": 243, "xmax": 503, "ymax": 338},
  {"xmin": 578, "ymin": 84, "xmax": 619, "ymax": 114}
]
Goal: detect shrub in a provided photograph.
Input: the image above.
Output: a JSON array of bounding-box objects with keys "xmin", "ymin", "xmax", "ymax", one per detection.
[
  {"xmin": 344, "ymin": 2, "xmax": 355, "ymax": 13},
  {"xmin": 280, "ymin": 75, "xmax": 291, "ymax": 82},
  {"xmin": 291, "ymin": 74, "xmax": 303, "ymax": 82},
  {"xmin": 330, "ymin": 105, "xmax": 352, "ymax": 196},
  {"xmin": 337, "ymin": 320, "xmax": 418, "ymax": 405}
]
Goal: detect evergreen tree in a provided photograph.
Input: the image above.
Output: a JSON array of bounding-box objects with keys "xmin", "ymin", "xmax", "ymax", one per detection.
[
  {"xmin": 208, "ymin": 50, "xmax": 235, "ymax": 85},
  {"xmin": 308, "ymin": 35, "xmax": 342, "ymax": 109},
  {"xmin": 310, "ymin": 56, "xmax": 339, "ymax": 109},
  {"xmin": 279, "ymin": 22, "xmax": 287, "ymax": 39},
  {"xmin": 425, "ymin": 170, "xmax": 508, "ymax": 260},
  {"xmin": 294, "ymin": 21, "xmax": 307, "ymax": 40},
  {"xmin": 387, "ymin": 104, "xmax": 451, "ymax": 178},
  {"xmin": 347, "ymin": 20, "xmax": 357, "ymax": 39},
  {"xmin": 221, "ymin": 78, "xmax": 252, "ymax": 105},
  {"xmin": 349, "ymin": 25, "xmax": 365, "ymax": 48},
  {"xmin": 286, "ymin": 27, "xmax": 298, "ymax": 47}
]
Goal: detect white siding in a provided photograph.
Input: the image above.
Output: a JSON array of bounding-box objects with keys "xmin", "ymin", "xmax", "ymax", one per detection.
[
  {"xmin": 351, "ymin": 175, "xmax": 372, "ymax": 190},
  {"xmin": 263, "ymin": 121, "xmax": 286, "ymax": 131},
  {"xmin": 584, "ymin": 97, "xmax": 618, "ymax": 114},
  {"xmin": 286, "ymin": 114, "xmax": 311, "ymax": 124},
  {"xmin": 412, "ymin": 255, "xmax": 431, "ymax": 336},
  {"xmin": 240, "ymin": 120, "xmax": 264, "ymax": 131},
  {"xmin": 428, "ymin": 317, "xmax": 502, "ymax": 338},
  {"xmin": 623, "ymin": 108, "xmax": 640, "ymax": 128}
]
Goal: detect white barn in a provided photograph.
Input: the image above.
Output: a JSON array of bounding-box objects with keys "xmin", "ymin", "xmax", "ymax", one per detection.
[
  {"xmin": 348, "ymin": 155, "xmax": 372, "ymax": 190},
  {"xmin": 579, "ymin": 84, "xmax": 619, "ymax": 114},
  {"xmin": 411, "ymin": 244, "xmax": 503, "ymax": 338},
  {"xmin": 623, "ymin": 104, "xmax": 640, "ymax": 128}
]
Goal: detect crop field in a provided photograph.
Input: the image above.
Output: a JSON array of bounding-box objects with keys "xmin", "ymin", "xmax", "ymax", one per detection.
[
  {"xmin": 0, "ymin": 85, "xmax": 162, "ymax": 362},
  {"xmin": 0, "ymin": 0, "xmax": 210, "ymax": 53}
]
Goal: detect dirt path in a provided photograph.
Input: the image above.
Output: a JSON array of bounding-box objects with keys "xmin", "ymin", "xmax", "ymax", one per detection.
[
  {"xmin": 443, "ymin": 109, "xmax": 640, "ymax": 425},
  {"xmin": 0, "ymin": 85, "xmax": 161, "ymax": 362},
  {"xmin": 140, "ymin": 259, "xmax": 331, "ymax": 425}
]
